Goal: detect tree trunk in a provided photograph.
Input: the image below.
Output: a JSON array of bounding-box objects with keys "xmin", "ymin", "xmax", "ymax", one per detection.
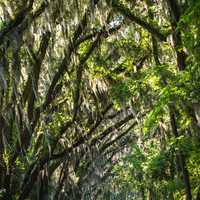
[
  {"xmin": 169, "ymin": 109, "xmax": 192, "ymax": 200},
  {"xmin": 147, "ymin": 188, "xmax": 153, "ymax": 200}
]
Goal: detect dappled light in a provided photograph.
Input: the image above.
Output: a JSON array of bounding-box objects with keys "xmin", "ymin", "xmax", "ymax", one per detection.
[{"xmin": 0, "ymin": 0, "xmax": 200, "ymax": 199}]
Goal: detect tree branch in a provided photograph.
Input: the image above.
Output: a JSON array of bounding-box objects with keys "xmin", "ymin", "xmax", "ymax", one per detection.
[{"xmin": 110, "ymin": 0, "xmax": 167, "ymax": 42}]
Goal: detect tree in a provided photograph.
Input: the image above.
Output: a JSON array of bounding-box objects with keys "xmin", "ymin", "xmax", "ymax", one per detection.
[{"xmin": 0, "ymin": 0, "xmax": 200, "ymax": 199}]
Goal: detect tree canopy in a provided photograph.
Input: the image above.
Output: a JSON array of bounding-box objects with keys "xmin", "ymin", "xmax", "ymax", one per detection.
[{"xmin": 0, "ymin": 0, "xmax": 200, "ymax": 199}]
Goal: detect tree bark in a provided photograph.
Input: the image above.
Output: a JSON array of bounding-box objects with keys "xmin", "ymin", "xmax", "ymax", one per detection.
[{"xmin": 169, "ymin": 109, "xmax": 192, "ymax": 200}]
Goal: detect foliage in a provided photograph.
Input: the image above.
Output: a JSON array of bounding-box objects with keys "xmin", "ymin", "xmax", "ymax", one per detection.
[{"xmin": 0, "ymin": 0, "xmax": 200, "ymax": 200}]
